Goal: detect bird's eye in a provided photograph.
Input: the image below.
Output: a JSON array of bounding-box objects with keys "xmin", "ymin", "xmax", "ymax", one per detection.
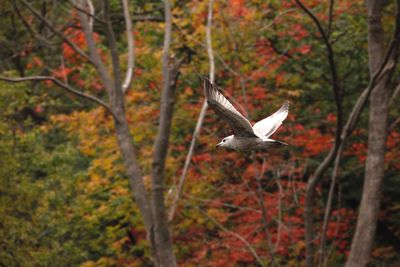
[{"xmin": 223, "ymin": 139, "xmax": 226, "ymax": 142}]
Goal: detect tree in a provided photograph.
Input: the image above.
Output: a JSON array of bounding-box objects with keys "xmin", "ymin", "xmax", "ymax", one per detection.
[{"xmin": 0, "ymin": 0, "xmax": 186, "ymax": 266}]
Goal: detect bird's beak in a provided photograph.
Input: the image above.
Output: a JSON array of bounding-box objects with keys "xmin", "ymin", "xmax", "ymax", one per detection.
[{"xmin": 216, "ymin": 143, "xmax": 221, "ymax": 148}]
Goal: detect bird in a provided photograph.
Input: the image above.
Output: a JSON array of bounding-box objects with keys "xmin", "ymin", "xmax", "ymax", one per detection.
[{"xmin": 203, "ymin": 77, "xmax": 289, "ymax": 151}]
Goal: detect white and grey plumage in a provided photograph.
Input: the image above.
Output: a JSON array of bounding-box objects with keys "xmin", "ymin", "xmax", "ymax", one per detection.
[{"xmin": 203, "ymin": 78, "xmax": 289, "ymax": 151}]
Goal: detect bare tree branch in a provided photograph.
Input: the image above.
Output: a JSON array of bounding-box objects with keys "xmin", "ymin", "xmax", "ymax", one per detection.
[
  {"xmin": 0, "ymin": 76, "xmax": 117, "ymax": 119},
  {"xmin": 71, "ymin": 3, "xmax": 105, "ymax": 24},
  {"xmin": 168, "ymin": 0, "xmax": 215, "ymax": 222},
  {"xmin": 255, "ymin": 157, "xmax": 277, "ymax": 266},
  {"xmin": 20, "ymin": 0, "xmax": 93, "ymax": 64},
  {"xmin": 389, "ymin": 82, "xmax": 400, "ymax": 106},
  {"xmin": 273, "ymin": 169, "xmax": 284, "ymax": 254},
  {"xmin": 294, "ymin": 1, "xmax": 343, "ymax": 266},
  {"xmin": 198, "ymin": 207, "xmax": 266, "ymax": 267},
  {"xmin": 102, "ymin": 0, "xmax": 123, "ymax": 101},
  {"xmin": 74, "ymin": 0, "xmax": 114, "ymax": 95},
  {"xmin": 86, "ymin": 0, "xmax": 94, "ymax": 32},
  {"xmin": 184, "ymin": 194, "xmax": 261, "ymax": 213},
  {"xmin": 12, "ymin": 2, "xmax": 56, "ymax": 46},
  {"xmin": 150, "ymin": 0, "xmax": 178, "ymax": 265},
  {"xmin": 294, "ymin": 0, "xmax": 343, "ymax": 141},
  {"xmin": 325, "ymin": 186, "xmax": 343, "ymax": 266},
  {"xmin": 318, "ymin": 144, "xmax": 343, "ymax": 267},
  {"xmin": 260, "ymin": 9, "xmax": 297, "ymax": 32},
  {"xmin": 206, "ymin": 0, "xmax": 216, "ymax": 84},
  {"xmin": 121, "ymin": 0, "xmax": 135, "ymax": 93},
  {"xmin": 75, "ymin": 0, "xmax": 155, "ymax": 248},
  {"xmin": 389, "ymin": 116, "xmax": 400, "ymax": 132}
]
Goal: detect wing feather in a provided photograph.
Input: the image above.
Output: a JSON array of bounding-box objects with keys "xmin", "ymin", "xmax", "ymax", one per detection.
[
  {"xmin": 253, "ymin": 101, "xmax": 289, "ymax": 137},
  {"xmin": 203, "ymin": 78, "xmax": 256, "ymax": 138}
]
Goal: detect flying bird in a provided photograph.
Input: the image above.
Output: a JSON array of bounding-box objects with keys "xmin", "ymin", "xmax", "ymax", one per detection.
[{"xmin": 203, "ymin": 77, "xmax": 289, "ymax": 151}]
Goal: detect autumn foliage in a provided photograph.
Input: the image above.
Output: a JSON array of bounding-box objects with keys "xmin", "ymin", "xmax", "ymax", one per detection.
[{"xmin": 0, "ymin": 0, "xmax": 399, "ymax": 266}]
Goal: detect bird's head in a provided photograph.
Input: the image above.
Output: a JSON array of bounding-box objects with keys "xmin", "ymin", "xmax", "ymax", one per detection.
[{"xmin": 216, "ymin": 135, "xmax": 234, "ymax": 149}]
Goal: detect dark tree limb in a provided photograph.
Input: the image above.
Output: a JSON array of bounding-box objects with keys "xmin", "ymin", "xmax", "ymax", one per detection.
[
  {"xmin": 294, "ymin": 1, "xmax": 343, "ymax": 266},
  {"xmin": 0, "ymin": 75, "xmax": 117, "ymax": 119}
]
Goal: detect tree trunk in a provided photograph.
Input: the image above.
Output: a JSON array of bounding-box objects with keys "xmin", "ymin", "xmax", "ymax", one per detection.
[{"xmin": 346, "ymin": 1, "xmax": 388, "ymax": 266}]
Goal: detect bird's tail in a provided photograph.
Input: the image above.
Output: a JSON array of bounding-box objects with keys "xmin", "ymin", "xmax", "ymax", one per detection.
[{"xmin": 269, "ymin": 140, "xmax": 289, "ymax": 147}]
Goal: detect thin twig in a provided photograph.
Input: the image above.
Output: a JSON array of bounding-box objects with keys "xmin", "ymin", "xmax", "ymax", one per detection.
[
  {"xmin": 60, "ymin": 55, "xmax": 69, "ymax": 84},
  {"xmin": 389, "ymin": 116, "xmax": 400, "ymax": 132},
  {"xmin": 255, "ymin": 157, "xmax": 277, "ymax": 266},
  {"xmin": 260, "ymin": 8, "xmax": 297, "ymax": 32},
  {"xmin": 184, "ymin": 194, "xmax": 262, "ymax": 213},
  {"xmin": 325, "ymin": 185, "xmax": 342, "ymax": 267},
  {"xmin": 273, "ymin": 168, "xmax": 284, "ymax": 254},
  {"xmin": 71, "ymin": 3, "xmax": 106, "ymax": 24},
  {"xmin": 389, "ymin": 82, "xmax": 400, "ymax": 106},
  {"xmin": 198, "ymin": 208, "xmax": 266, "ymax": 267}
]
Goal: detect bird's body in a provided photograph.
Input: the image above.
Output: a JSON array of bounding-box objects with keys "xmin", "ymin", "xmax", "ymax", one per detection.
[
  {"xmin": 218, "ymin": 134, "xmax": 287, "ymax": 151},
  {"xmin": 203, "ymin": 78, "xmax": 289, "ymax": 151}
]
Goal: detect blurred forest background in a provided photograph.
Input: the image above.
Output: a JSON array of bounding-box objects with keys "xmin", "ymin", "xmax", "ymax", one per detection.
[{"xmin": 0, "ymin": 0, "xmax": 399, "ymax": 266}]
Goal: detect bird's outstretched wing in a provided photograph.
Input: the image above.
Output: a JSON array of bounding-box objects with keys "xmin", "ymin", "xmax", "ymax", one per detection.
[
  {"xmin": 203, "ymin": 78, "xmax": 256, "ymax": 138},
  {"xmin": 253, "ymin": 101, "xmax": 289, "ymax": 137}
]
